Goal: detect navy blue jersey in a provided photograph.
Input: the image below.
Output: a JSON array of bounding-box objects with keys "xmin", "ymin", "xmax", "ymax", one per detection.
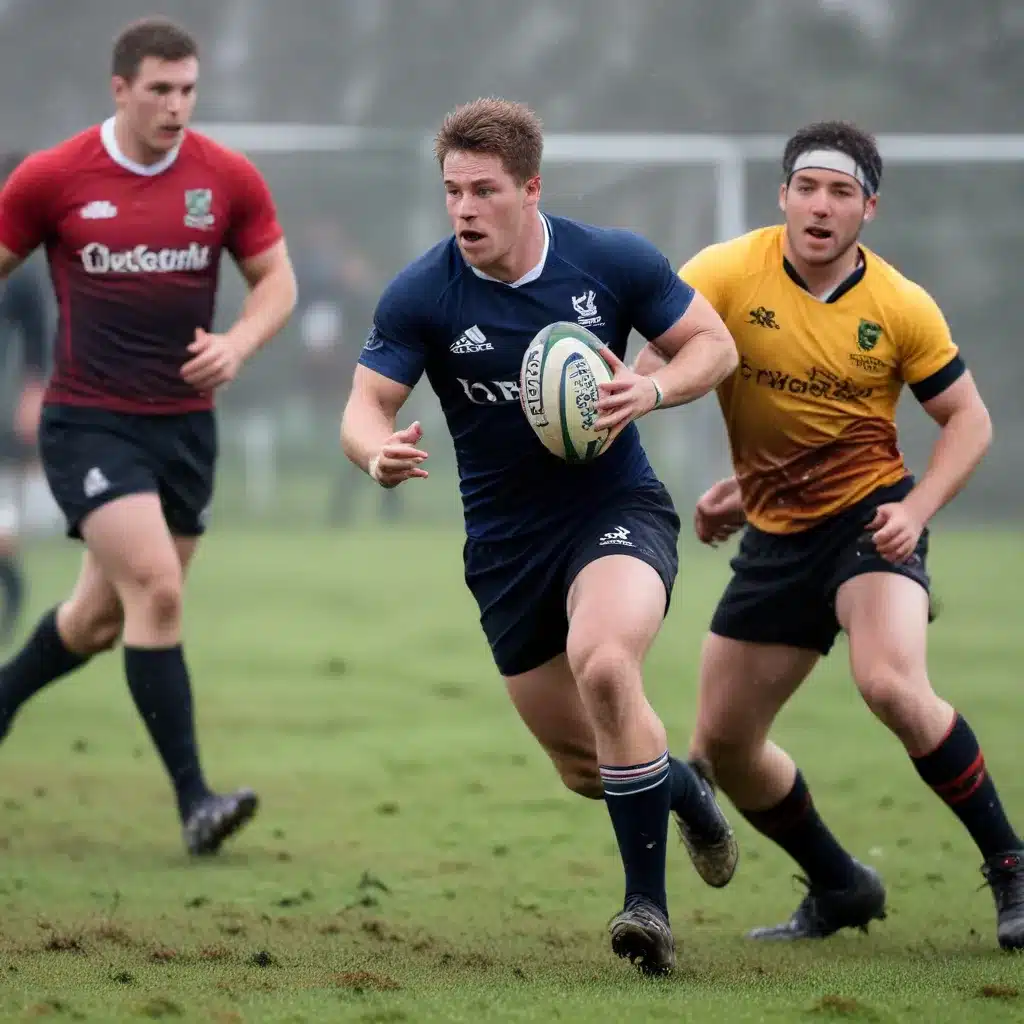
[{"xmin": 359, "ymin": 214, "xmax": 694, "ymax": 541}]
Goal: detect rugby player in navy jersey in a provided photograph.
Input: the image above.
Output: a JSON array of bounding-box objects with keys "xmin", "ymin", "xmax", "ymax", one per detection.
[
  {"xmin": 342, "ymin": 98, "xmax": 739, "ymax": 974},
  {"xmin": 0, "ymin": 18, "xmax": 297, "ymax": 855}
]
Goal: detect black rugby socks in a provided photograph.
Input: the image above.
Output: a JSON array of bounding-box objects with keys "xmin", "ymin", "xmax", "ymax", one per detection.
[
  {"xmin": 0, "ymin": 606, "xmax": 87, "ymax": 738},
  {"xmin": 912, "ymin": 713, "xmax": 1022, "ymax": 859},
  {"xmin": 740, "ymin": 770, "xmax": 860, "ymax": 889},
  {"xmin": 601, "ymin": 751, "xmax": 672, "ymax": 914},
  {"xmin": 123, "ymin": 645, "xmax": 212, "ymax": 820}
]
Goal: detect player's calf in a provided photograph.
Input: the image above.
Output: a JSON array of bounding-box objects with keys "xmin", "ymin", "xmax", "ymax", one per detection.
[
  {"xmin": 841, "ymin": 573, "xmax": 1024, "ymax": 947},
  {"xmin": 0, "ymin": 562, "xmax": 122, "ymax": 742}
]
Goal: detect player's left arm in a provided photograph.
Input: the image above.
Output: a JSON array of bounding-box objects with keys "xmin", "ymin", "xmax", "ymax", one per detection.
[
  {"xmin": 183, "ymin": 156, "xmax": 297, "ymax": 392},
  {"xmin": 594, "ymin": 238, "xmax": 738, "ymax": 435},
  {"xmin": 869, "ymin": 290, "xmax": 991, "ymax": 562},
  {"xmin": 227, "ymin": 239, "xmax": 298, "ymax": 360}
]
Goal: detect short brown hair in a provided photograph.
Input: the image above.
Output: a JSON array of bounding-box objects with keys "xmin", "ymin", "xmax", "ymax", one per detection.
[
  {"xmin": 434, "ymin": 98, "xmax": 543, "ymax": 184},
  {"xmin": 112, "ymin": 17, "xmax": 198, "ymax": 81}
]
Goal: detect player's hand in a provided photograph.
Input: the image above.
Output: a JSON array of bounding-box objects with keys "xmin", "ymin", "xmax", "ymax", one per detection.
[
  {"xmin": 868, "ymin": 502, "xmax": 923, "ymax": 564},
  {"xmin": 593, "ymin": 346, "xmax": 661, "ymax": 440},
  {"xmin": 369, "ymin": 421, "xmax": 429, "ymax": 489},
  {"xmin": 13, "ymin": 378, "xmax": 44, "ymax": 443},
  {"xmin": 694, "ymin": 478, "xmax": 746, "ymax": 546},
  {"xmin": 181, "ymin": 328, "xmax": 244, "ymax": 392}
]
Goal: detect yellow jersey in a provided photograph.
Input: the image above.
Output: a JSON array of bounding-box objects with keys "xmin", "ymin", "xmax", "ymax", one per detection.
[{"xmin": 679, "ymin": 225, "xmax": 961, "ymax": 534}]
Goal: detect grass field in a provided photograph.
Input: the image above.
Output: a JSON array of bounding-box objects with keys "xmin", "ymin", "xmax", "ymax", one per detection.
[{"xmin": 1, "ymin": 525, "xmax": 1022, "ymax": 1022}]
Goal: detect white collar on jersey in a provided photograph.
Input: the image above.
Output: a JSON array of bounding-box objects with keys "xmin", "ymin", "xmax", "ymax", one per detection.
[
  {"xmin": 100, "ymin": 116, "xmax": 182, "ymax": 177},
  {"xmin": 468, "ymin": 213, "xmax": 550, "ymax": 288}
]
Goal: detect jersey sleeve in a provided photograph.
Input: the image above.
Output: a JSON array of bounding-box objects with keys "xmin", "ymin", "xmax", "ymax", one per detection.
[
  {"xmin": 0, "ymin": 152, "xmax": 57, "ymax": 258},
  {"xmin": 357, "ymin": 272, "xmax": 432, "ymax": 388},
  {"xmin": 897, "ymin": 283, "xmax": 965, "ymax": 402},
  {"xmin": 225, "ymin": 154, "xmax": 285, "ymax": 261},
  {"xmin": 619, "ymin": 232, "xmax": 695, "ymax": 340},
  {"xmin": 677, "ymin": 242, "xmax": 733, "ymax": 317}
]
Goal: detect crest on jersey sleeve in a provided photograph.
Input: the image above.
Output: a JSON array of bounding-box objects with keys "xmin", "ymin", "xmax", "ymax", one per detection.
[
  {"xmin": 184, "ymin": 188, "xmax": 215, "ymax": 229},
  {"xmin": 857, "ymin": 319, "xmax": 883, "ymax": 351}
]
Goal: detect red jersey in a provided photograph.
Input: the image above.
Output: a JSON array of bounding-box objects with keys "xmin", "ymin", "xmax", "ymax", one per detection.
[{"xmin": 0, "ymin": 118, "xmax": 283, "ymax": 414}]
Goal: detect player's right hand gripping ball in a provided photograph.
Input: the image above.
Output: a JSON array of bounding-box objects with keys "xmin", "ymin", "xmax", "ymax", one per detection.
[{"xmin": 519, "ymin": 322, "xmax": 614, "ymax": 463}]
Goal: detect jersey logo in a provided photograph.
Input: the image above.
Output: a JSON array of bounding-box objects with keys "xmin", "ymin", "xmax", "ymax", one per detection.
[
  {"xmin": 184, "ymin": 188, "xmax": 215, "ymax": 229},
  {"xmin": 572, "ymin": 289, "xmax": 604, "ymax": 328},
  {"xmin": 81, "ymin": 242, "xmax": 211, "ymax": 275},
  {"xmin": 748, "ymin": 306, "xmax": 781, "ymax": 330},
  {"xmin": 450, "ymin": 325, "xmax": 493, "ymax": 354},
  {"xmin": 80, "ymin": 200, "xmax": 118, "ymax": 220},
  {"xmin": 362, "ymin": 326, "xmax": 383, "ymax": 352},
  {"xmin": 857, "ymin": 319, "xmax": 883, "ymax": 351},
  {"xmin": 456, "ymin": 377, "xmax": 520, "ymax": 405}
]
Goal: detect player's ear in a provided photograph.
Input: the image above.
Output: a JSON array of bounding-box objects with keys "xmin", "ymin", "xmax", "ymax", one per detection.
[
  {"xmin": 111, "ymin": 75, "xmax": 129, "ymax": 106},
  {"xmin": 524, "ymin": 174, "xmax": 541, "ymax": 206},
  {"xmin": 777, "ymin": 182, "xmax": 788, "ymax": 214},
  {"xmin": 862, "ymin": 193, "xmax": 878, "ymax": 224}
]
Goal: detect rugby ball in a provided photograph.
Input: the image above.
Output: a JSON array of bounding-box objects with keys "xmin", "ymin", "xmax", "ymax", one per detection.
[{"xmin": 519, "ymin": 321, "xmax": 614, "ymax": 463}]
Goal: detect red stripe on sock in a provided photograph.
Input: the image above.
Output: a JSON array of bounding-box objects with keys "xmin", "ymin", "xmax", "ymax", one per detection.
[{"xmin": 933, "ymin": 753, "xmax": 987, "ymax": 798}]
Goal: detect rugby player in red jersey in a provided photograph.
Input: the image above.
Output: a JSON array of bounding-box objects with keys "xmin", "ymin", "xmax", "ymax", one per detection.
[{"xmin": 0, "ymin": 17, "xmax": 296, "ymax": 855}]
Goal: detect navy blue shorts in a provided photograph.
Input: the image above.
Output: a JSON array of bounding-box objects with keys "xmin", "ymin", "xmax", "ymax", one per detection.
[
  {"xmin": 710, "ymin": 476, "xmax": 930, "ymax": 656},
  {"xmin": 464, "ymin": 484, "xmax": 681, "ymax": 677},
  {"xmin": 38, "ymin": 404, "xmax": 217, "ymax": 540}
]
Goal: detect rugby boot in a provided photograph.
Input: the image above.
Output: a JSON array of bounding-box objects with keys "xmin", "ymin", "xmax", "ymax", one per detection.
[
  {"xmin": 609, "ymin": 895, "xmax": 676, "ymax": 975},
  {"xmin": 183, "ymin": 787, "xmax": 259, "ymax": 856},
  {"xmin": 748, "ymin": 860, "xmax": 887, "ymax": 940},
  {"xmin": 673, "ymin": 757, "xmax": 739, "ymax": 888},
  {"xmin": 981, "ymin": 850, "xmax": 1024, "ymax": 950}
]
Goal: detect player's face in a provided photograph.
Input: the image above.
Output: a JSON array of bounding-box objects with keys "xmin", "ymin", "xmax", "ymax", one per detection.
[
  {"xmin": 780, "ymin": 169, "xmax": 877, "ymax": 266},
  {"xmin": 113, "ymin": 56, "xmax": 199, "ymax": 158},
  {"xmin": 443, "ymin": 151, "xmax": 540, "ymax": 272}
]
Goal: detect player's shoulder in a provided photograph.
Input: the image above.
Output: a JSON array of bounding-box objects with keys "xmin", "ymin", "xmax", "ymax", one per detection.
[
  {"xmin": 548, "ymin": 214, "xmax": 661, "ymax": 265},
  {"xmin": 179, "ymin": 129, "xmax": 263, "ymax": 178},
  {"xmin": 862, "ymin": 245, "xmax": 945, "ymax": 322},
  {"xmin": 376, "ymin": 236, "xmax": 464, "ymax": 321},
  {"xmin": 9, "ymin": 125, "xmax": 102, "ymax": 183}
]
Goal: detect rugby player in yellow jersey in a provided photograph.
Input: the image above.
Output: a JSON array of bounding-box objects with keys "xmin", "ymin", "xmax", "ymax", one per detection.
[{"xmin": 632, "ymin": 121, "xmax": 1024, "ymax": 950}]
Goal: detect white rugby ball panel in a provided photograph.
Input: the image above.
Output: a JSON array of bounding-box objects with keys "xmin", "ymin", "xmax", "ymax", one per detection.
[{"xmin": 519, "ymin": 321, "xmax": 613, "ymax": 462}]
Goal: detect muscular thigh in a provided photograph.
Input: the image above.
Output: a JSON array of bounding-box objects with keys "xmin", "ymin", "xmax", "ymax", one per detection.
[
  {"xmin": 695, "ymin": 633, "xmax": 819, "ymax": 750},
  {"xmin": 69, "ymin": 533, "xmax": 201, "ymax": 618},
  {"xmin": 505, "ymin": 653, "xmax": 596, "ymax": 768}
]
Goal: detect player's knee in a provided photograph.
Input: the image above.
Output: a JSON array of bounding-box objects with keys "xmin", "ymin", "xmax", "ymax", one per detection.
[
  {"xmin": 693, "ymin": 722, "xmax": 761, "ymax": 784},
  {"xmin": 855, "ymin": 667, "xmax": 930, "ymax": 734},
  {"xmin": 557, "ymin": 761, "xmax": 603, "ymax": 800},
  {"xmin": 128, "ymin": 568, "xmax": 184, "ymax": 631},
  {"xmin": 60, "ymin": 600, "xmax": 123, "ymax": 655},
  {"xmin": 569, "ymin": 640, "xmax": 639, "ymax": 732}
]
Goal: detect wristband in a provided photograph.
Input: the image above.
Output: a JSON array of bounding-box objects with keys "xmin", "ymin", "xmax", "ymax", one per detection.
[
  {"xmin": 368, "ymin": 454, "xmax": 382, "ymax": 482},
  {"xmin": 650, "ymin": 376, "xmax": 664, "ymax": 409}
]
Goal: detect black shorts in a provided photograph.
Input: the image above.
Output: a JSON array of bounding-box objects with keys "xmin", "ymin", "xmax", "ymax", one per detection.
[
  {"xmin": 464, "ymin": 484, "xmax": 681, "ymax": 677},
  {"xmin": 710, "ymin": 476, "xmax": 929, "ymax": 656},
  {"xmin": 39, "ymin": 404, "xmax": 217, "ymax": 540}
]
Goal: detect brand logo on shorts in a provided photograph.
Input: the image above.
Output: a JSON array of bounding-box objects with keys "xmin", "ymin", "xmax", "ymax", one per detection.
[
  {"xmin": 81, "ymin": 242, "xmax": 211, "ymax": 275},
  {"xmin": 598, "ymin": 525, "xmax": 633, "ymax": 547},
  {"xmin": 184, "ymin": 188, "xmax": 215, "ymax": 229},
  {"xmin": 83, "ymin": 467, "xmax": 109, "ymax": 498}
]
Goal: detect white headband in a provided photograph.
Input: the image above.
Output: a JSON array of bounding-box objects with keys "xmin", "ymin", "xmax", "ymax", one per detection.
[{"xmin": 790, "ymin": 148, "xmax": 875, "ymax": 194}]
